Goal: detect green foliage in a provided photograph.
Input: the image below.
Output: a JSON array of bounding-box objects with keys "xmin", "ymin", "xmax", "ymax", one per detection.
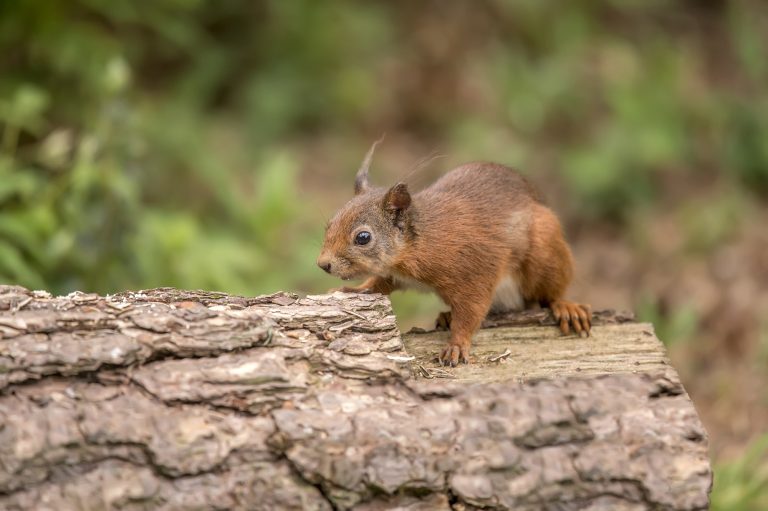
[
  {"xmin": 680, "ymin": 192, "xmax": 748, "ymax": 253},
  {"xmin": 636, "ymin": 293, "xmax": 699, "ymax": 347},
  {"xmin": 725, "ymin": 100, "xmax": 768, "ymax": 193},
  {"xmin": 711, "ymin": 435, "xmax": 768, "ymax": 511},
  {"xmin": 0, "ymin": 0, "xmax": 767, "ymax": 304},
  {"xmin": 0, "ymin": 0, "xmax": 317, "ymax": 295}
]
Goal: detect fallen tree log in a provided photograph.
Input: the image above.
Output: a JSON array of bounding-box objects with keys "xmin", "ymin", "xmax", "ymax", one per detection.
[{"xmin": 0, "ymin": 285, "xmax": 711, "ymax": 510}]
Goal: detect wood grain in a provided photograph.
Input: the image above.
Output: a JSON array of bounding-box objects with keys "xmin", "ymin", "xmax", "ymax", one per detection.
[{"xmin": 404, "ymin": 322, "xmax": 670, "ymax": 382}]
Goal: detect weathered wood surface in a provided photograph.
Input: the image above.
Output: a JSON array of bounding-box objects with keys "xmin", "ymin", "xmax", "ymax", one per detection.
[
  {"xmin": 0, "ymin": 285, "xmax": 711, "ymax": 510},
  {"xmin": 403, "ymin": 311, "xmax": 669, "ymax": 383}
]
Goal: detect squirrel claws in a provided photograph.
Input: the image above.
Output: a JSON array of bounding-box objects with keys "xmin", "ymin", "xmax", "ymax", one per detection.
[
  {"xmin": 439, "ymin": 341, "xmax": 469, "ymax": 366},
  {"xmin": 435, "ymin": 312, "xmax": 467, "ymax": 365},
  {"xmin": 550, "ymin": 301, "xmax": 592, "ymax": 337}
]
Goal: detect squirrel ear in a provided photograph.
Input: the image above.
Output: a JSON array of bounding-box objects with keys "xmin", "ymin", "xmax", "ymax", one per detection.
[
  {"xmin": 383, "ymin": 182, "xmax": 411, "ymax": 213},
  {"xmin": 354, "ymin": 136, "xmax": 384, "ymax": 195}
]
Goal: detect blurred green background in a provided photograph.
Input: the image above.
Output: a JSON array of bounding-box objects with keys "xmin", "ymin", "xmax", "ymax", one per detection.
[{"xmin": 1, "ymin": 1, "xmax": 767, "ymax": 507}]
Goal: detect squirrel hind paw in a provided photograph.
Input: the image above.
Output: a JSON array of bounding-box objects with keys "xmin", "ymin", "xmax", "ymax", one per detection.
[
  {"xmin": 550, "ymin": 301, "xmax": 592, "ymax": 337},
  {"xmin": 434, "ymin": 311, "xmax": 452, "ymax": 331}
]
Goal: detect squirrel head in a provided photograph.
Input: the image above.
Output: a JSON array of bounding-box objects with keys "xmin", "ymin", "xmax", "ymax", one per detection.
[{"xmin": 317, "ymin": 140, "xmax": 412, "ymax": 281}]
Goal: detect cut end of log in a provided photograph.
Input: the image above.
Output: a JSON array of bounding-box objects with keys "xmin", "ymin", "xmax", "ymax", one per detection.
[{"xmin": 0, "ymin": 286, "xmax": 712, "ymax": 510}]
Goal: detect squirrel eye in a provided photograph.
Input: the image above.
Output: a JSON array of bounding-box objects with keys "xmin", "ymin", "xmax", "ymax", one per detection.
[{"xmin": 355, "ymin": 231, "xmax": 372, "ymax": 245}]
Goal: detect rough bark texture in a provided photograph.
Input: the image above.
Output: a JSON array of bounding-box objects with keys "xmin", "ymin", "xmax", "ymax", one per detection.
[{"xmin": 0, "ymin": 285, "xmax": 711, "ymax": 510}]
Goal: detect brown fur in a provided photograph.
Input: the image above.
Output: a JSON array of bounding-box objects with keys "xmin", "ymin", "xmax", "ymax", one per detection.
[{"xmin": 318, "ymin": 160, "xmax": 591, "ymax": 365}]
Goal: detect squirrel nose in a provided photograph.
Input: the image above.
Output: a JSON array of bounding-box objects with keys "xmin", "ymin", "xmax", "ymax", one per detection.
[{"xmin": 318, "ymin": 261, "xmax": 332, "ymax": 274}]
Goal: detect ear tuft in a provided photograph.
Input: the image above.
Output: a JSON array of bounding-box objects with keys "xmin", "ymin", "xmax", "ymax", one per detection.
[
  {"xmin": 383, "ymin": 182, "xmax": 411, "ymax": 213},
  {"xmin": 354, "ymin": 135, "xmax": 385, "ymax": 195}
]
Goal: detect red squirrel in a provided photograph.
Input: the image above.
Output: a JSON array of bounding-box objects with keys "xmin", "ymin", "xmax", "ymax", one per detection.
[{"xmin": 317, "ymin": 141, "xmax": 591, "ymax": 366}]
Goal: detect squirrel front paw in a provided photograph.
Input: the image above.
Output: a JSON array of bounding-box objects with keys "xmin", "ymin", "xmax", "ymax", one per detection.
[
  {"xmin": 438, "ymin": 339, "xmax": 470, "ymax": 366},
  {"xmin": 550, "ymin": 300, "xmax": 592, "ymax": 337}
]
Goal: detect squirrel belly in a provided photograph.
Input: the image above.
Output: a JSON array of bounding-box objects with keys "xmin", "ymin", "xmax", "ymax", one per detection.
[
  {"xmin": 490, "ymin": 275, "xmax": 525, "ymax": 313},
  {"xmin": 390, "ymin": 271, "xmax": 526, "ymax": 313}
]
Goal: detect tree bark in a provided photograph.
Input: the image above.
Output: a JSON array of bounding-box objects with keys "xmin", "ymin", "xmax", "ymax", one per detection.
[{"xmin": 0, "ymin": 285, "xmax": 711, "ymax": 510}]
